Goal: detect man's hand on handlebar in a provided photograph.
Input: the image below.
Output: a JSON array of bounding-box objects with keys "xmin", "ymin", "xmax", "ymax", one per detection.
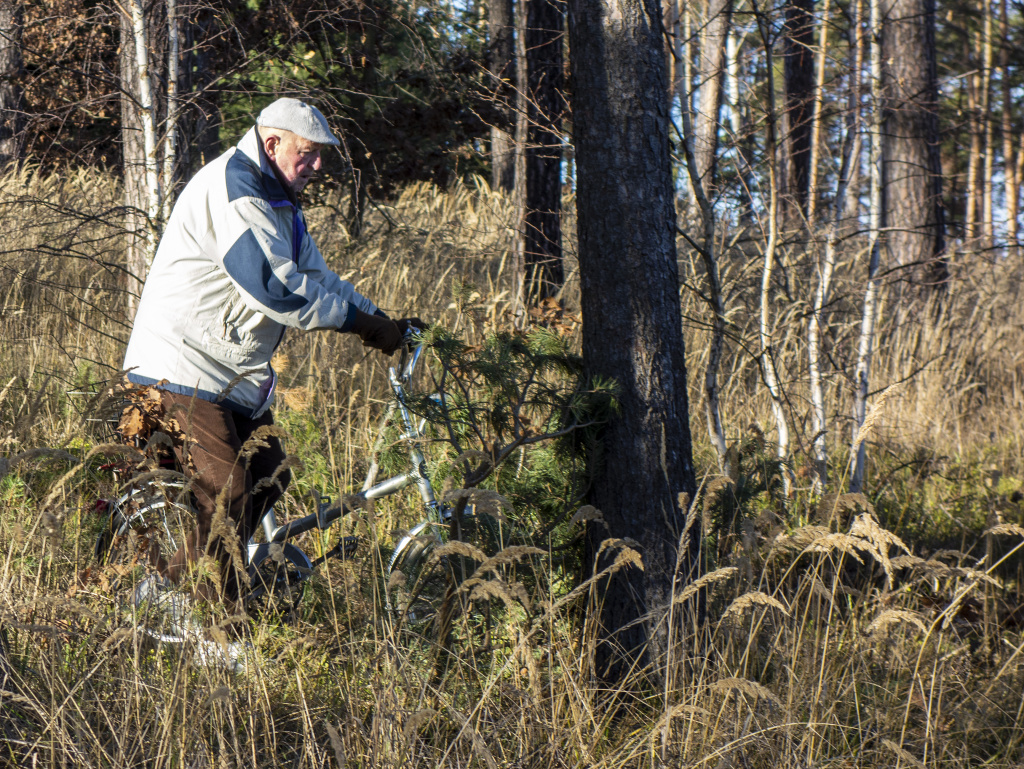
[
  {"xmin": 396, "ymin": 317, "xmax": 428, "ymax": 336},
  {"xmin": 348, "ymin": 308, "xmax": 403, "ymax": 356}
]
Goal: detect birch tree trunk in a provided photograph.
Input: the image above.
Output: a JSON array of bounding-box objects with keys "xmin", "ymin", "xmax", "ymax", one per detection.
[
  {"xmin": 162, "ymin": 0, "xmax": 179, "ymax": 224},
  {"xmin": 680, "ymin": 84, "xmax": 729, "ymax": 473},
  {"xmin": 0, "ymin": 0, "xmax": 25, "ymax": 167},
  {"xmin": 808, "ymin": 17, "xmax": 862, "ymax": 493},
  {"xmin": 850, "ymin": 0, "xmax": 887, "ymax": 494},
  {"xmin": 489, "ymin": 0, "xmax": 516, "ymax": 193},
  {"xmin": 121, "ymin": 0, "xmax": 164, "ymax": 312},
  {"xmin": 754, "ymin": 1, "xmax": 792, "ymax": 488},
  {"xmin": 568, "ymin": 0, "xmax": 699, "ymax": 684}
]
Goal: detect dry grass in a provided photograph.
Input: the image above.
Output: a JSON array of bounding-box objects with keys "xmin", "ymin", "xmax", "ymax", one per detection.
[{"xmin": 3, "ymin": 166, "xmax": 1024, "ymax": 767}]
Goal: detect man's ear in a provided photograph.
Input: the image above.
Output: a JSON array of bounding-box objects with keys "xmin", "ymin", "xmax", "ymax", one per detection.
[{"xmin": 263, "ymin": 133, "xmax": 281, "ymax": 161}]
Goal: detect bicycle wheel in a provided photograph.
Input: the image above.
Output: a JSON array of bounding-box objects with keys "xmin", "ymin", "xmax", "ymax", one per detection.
[
  {"xmin": 387, "ymin": 521, "xmax": 452, "ymax": 625},
  {"xmin": 94, "ymin": 478, "xmax": 199, "ymax": 640},
  {"xmin": 245, "ymin": 542, "xmax": 311, "ymax": 622}
]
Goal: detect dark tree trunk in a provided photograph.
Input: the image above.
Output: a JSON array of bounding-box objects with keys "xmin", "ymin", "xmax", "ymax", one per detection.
[
  {"xmin": 694, "ymin": 0, "xmax": 732, "ymax": 192},
  {"xmin": 176, "ymin": 4, "xmax": 221, "ymax": 176},
  {"xmin": 783, "ymin": 0, "xmax": 815, "ymax": 221},
  {"xmin": 882, "ymin": 0, "xmax": 947, "ymax": 288},
  {"xmin": 567, "ymin": 0, "xmax": 699, "ymax": 684},
  {"xmin": 523, "ymin": 0, "xmax": 565, "ymax": 301},
  {"xmin": 490, "ymin": 0, "xmax": 516, "ymax": 193},
  {"xmin": 0, "ymin": 0, "xmax": 25, "ymax": 167}
]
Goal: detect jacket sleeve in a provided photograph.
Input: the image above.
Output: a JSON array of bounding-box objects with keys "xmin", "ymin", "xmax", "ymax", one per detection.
[
  {"xmin": 217, "ymin": 196, "xmax": 369, "ymax": 331},
  {"xmin": 294, "ymin": 214, "xmax": 379, "ymax": 317}
]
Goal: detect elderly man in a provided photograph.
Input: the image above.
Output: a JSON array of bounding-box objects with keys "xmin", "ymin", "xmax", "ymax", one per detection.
[{"xmin": 124, "ymin": 97, "xmax": 419, "ymax": 608}]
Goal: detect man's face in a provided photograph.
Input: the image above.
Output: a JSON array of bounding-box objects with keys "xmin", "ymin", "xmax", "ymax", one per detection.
[{"xmin": 264, "ymin": 131, "xmax": 324, "ymax": 195}]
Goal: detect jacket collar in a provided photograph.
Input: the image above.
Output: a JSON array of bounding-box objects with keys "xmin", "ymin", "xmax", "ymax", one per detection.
[{"xmin": 236, "ymin": 126, "xmax": 294, "ymax": 206}]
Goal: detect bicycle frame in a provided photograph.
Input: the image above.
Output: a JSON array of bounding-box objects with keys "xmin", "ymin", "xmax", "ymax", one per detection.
[{"xmin": 245, "ymin": 336, "xmax": 448, "ymax": 569}]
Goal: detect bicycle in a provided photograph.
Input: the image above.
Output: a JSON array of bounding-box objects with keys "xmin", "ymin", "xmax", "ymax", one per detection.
[{"xmin": 93, "ymin": 332, "xmax": 455, "ymax": 645}]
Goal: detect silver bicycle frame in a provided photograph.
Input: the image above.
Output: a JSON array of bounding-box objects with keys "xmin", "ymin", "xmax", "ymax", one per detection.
[{"xmin": 247, "ymin": 337, "xmax": 445, "ymax": 563}]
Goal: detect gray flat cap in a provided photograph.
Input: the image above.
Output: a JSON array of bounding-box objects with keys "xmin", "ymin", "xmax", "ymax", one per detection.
[{"xmin": 257, "ymin": 98, "xmax": 340, "ymax": 146}]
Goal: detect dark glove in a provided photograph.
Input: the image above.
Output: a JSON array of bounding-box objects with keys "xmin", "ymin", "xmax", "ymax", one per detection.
[
  {"xmin": 348, "ymin": 308, "xmax": 403, "ymax": 356},
  {"xmin": 396, "ymin": 317, "xmax": 428, "ymax": 335}
]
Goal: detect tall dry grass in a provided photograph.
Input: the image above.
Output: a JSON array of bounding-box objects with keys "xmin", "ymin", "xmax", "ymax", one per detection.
[{"xmin": 2, "ymin": 166, "xmax": 1024, "ymax": 767}]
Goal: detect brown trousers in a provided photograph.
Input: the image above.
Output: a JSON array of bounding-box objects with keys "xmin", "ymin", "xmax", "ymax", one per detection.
[{"xmin": 161, "ymin": 391, "xmax": 290, "ymax": 601}]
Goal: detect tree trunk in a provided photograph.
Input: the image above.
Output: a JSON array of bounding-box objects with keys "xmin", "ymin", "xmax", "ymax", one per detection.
[
  {"xmin": 120, "ymin": 0, "xmax": 167, "ymax": 313},
  {"xmin": 693, "ymin": 0, "xmax": 733, "ymax": 193},
  {"xmin": 782, "ymin": 0, "xmax": 815, "ymax": 222},
  {"xmin": 850, "ymin": 0, "xmax": 887, "ymax": 494},
  {"xmin": 1000, "ymin": 0, "xmax": 1017, "ymax": 250},
  {"xmin": 567, "ymin": 0, "xmax": 699, "ymax": 685},
  {"xmin": 0, "ymin": 0, "xmax": 25, "ymax": 167},
  {"xmin": 490, "ymin": 0, "xmax": 516, "ymax": 193},
  {"xmin": 881, "ymin": 0, "xmax": 946, "ymax": 288},
  {"xmin": 523, "ymin": 0, "xmax": 565, "ymax": 301}
]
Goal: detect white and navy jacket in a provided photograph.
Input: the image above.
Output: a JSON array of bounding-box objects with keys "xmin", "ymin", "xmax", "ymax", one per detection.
[{"xmin": 123, "ymin": 126, "xmax": 377, "ymax": 417}]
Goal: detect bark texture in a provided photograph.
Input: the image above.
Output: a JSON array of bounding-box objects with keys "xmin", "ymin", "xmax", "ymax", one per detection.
[
  {"xmin": 490, "ymin": 0, "xmax": 516, "ymax": 193},
  {"xmin": 0, "ymin": 0, "xmax": 25, "ymax": 166},
  {"xmin": 693, "ymin": 0, "xmax": 732, "ymax": 192},
  {"xmin": 120, "ymin": 2, "xmax": 167, "ymax": 309},
  {"xmin": 523, "ymin": 0, "xmax": 565, "ymax": 300},
  {"xmin": 782, "ymin": 0, "xmax": 815, "ymax": 220},
  {"xmin": 882, "ymin": 0, "xmax": 947, "ymax": 287},
  {"xmin": 567, "ymin": 0, "xmax": 699, "ymax": 683}
]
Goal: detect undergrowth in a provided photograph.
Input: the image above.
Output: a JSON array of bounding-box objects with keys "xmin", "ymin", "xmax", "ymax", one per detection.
[{"xmin": 2, "ymin": 167, "xmax": 1024, "ymax": 767}]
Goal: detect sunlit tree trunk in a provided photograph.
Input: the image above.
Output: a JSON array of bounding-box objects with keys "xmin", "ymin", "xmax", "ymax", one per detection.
[
  {"xmin": 805, "ymin": 0, "xmax": 832, "ymax": 228},
  {"xmin": 568, "ymin": 0, "xmax": 699, "ymax": 685},
  {"xmin": 1000, "ymin": 0, "xmax": 1017, "ymax": 250},
  {"xmin": 981, "ymin": 0, "xmax": 994, "ymax": 249},
  {"xmin": 693, "ymin": 0, "xmax": 733, "ymax": 192},
  {"xmin": 162, "ymin": 0, "xmax": 179, "ymax": 224},
  {"xmin": 881, "ymin": 0, "xmax": 946, "ymax": 288},
  {"xmin": 808, "ymin": 0, "xmax": 861, "ymax": 493},
  {"xmin": 121, "ymin": 0, "xmax": 164, "ymax": 313},
  {"xmin": 0, "ymin": 0, "xmax": 25, "ymax": 167},
  {"xmin": 850, "ymin": 0, "xmax": 887, "ymax": 494},
  {"xmin": 754, "ymin": 1, "xmax": 792, "ymax": 490}
]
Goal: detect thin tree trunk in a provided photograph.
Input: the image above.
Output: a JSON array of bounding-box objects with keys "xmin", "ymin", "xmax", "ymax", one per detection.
[
  {"xmin": 754, "ymin": 0, "xmax": 792, "ymax": 488},
  {"xmin": 808, "ymin": 0, "xmax": 862, "ymax": 493},
  {"xmin": 842, "ymin": 0, "xmax": 865, "ymax": 224},
  {"xmin": 806, "ymin": 0, "xmax": 832, "ymax": 228},
  {"xmin": 568, "ymin": 0, "xmax": 699, "ymax": 685},
  {"xmin": 981, "ymin": 0, "xmax": 994, "ymax": 248},
  {"xmin": 850, "ymin": 0, "xmax": 887, "ymax": 494},
  {"xmin": 783, "ymin": 0, "xmax": 816, "ymax": 222},
  {"xmin": 121, "ymin": 0, "xmax": 164, "ymax": 314},
  {"xmin": 162, "ymin": 0, "xmax": 179, "ymax": 224},
  {"xmin": 522, "ymin": 0, "xmax": 565, "ymax": 301},
  {"xmin": 0, "ymin": 0, "xmax": 24, "ymax": 167},
  {"xmin": 694, "ymin": 0, "xmax": 733, "ymax": 193},
  {"xmin": 1000, "ymin": 0, "xmax": 1017, "ymax": 249},
  {"xmin": 680, "ymin": 75, "xmax": 729, "ymax": 473},
  {"xmin": 511, "ymin": 0, "xmax": 528, "ymax": 326},
  {"xmin": 965, "ymin": 40, "xmax": 980, "ymax": 242},
  {"xmin": 490, "ymin": 0, "xmax": 516, "ymax": 193}
]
